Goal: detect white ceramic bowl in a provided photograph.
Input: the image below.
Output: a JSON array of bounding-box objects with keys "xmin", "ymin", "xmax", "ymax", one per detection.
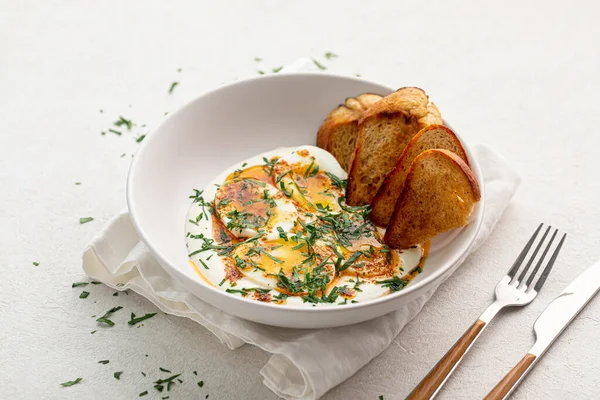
[{"xmin": 127, "ymin": 72, "xmax": 485, "ymax": 329}]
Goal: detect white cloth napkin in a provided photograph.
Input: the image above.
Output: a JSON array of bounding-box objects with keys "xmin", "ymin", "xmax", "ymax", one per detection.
[{"xmin": 82, "ymin": 143, "xmax": 519, "ymax": 400}]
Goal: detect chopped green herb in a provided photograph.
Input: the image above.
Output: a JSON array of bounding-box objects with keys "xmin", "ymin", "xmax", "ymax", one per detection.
[
  {"xmin": 257, "ymin": 70, "xmax": 265, "ymax": 75},
  {"xmin": 325, "ymin": 172, "xmax": 347, "ymax": 190},
  {"xmin": 379, "ymin": 396, "xmax": 384, "ymax": 400},
  {"xmin": 108, "ymin": 128, "xmax": 122, "ymax": 136},
  {"xmin": 168, "ymin": 81, "xmax": 179, "ymax": 94},
  {"xmin": 114, "ymin": 116, "xmax": 133, "ymax": 130},
  {"xmin": 113, "ymin": 292, "xmax": 119, "ymax": 296},
  {"xmin": 273, "ymin": 292, "xmax": 288, "ymax": 302},
  {"xmin": 91, "ymin": 281, "xmax": 101, "ymax": 285},
  {"xmin": 159, "ymin": 367, "xmax": 171, "ymax": 373},
  {"xmin": 90, "ymin": 330, "xmax": 96, "ymax": 334},
  {"xmin": 139, "ymin": 391, "xmax": 148, "ymax": 397},
  {"xmin": 376, "ymin": 276, "xmax": 409, "ymax": 292},
  {"xmin": 96, "ymin": 306, "xmax": 123, "ymax": 326},
  {"xmin": 154, "ymin": 384, "xmax": 164, "ymax": 392},
  {"xmin": 193, "ymin": 371, "xmax": 198, "ymax": 376},
  {"xmin": 60, "ymin": 378, "xmax": 82, "ymax": 387},
  {"xmin": 98, "ymin": 360, "xmax": 110, "ymax": 364},
  {"xmin": 325, "ymin": 52, "xmax": 338, "ymax": 59},
  {"xmin": 277, "ymin": 226, "xmax": 288, "ymax": 241},
  {"xmin": 272, "ymin": 66, "xmax": 283, "ymax": 73},
  {"xmin": 198, "ymin": 381, "xmax": 204, "ymax": 387},
  {"xmin": 75, "ymin": 182, "xmax": 81, "ymax": 185},
  {"xmin": 32, "ymin": 261, "xmax": 40, "ymax": 266},
  {"xmin": 128, "ymin": 312, "xmax": 157, "ymax": 326},
  {"xmin": 226, "ymin": 288, "xmax": 248, "ymax": 296},
  {"xmin": 136, "ymin": 134, "xmax": 146, "ymax": 143},
  {"xmin": 338, "ymin": 252, "xmax": 363, "ymax": 273},
  {"xmin": 79, "ymin": 217, "xmax": 94, "ymax": 224},
  {"xmin": 197, "ymin": 258, "xmax": 210, "ymax": 270},
  {"xmin": 280, "ymin": 181, "xmax": 293, "ymax": 197},
  {"xmin": 154, "ymin": 373, "xmax": 181, "ymax": 385},
  {"xmin": 312, "ymin": 59, "xmax": 326, "ymax": 70},
  {"xmin": 79, "ymin": 291, "xmax": 90, "ymax": 299}
]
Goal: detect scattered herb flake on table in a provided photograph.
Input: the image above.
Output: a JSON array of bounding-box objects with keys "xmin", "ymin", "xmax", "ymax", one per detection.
[
  {"xmin": 136, "ymin": 134, "xmax": 146, "ymax": 143},
  {"xmin": 60, "ymin": 378, "xmax": 82, "ymax": 387},
  {"xmin": 312, "ymin": 59, "xmax": 326, "ymax": 70},
  {"xmin": 79, "ymin": 291, "xmax": 90, "ymax": 299},
  {"xmin": 197, "ymin": 381, "xmax": 204, "ymax": 387},
  {"xmin": 75, "ymin": 182, "xmax": 81, "ymax": 185},
  {"xmin": 139, "ymin": 390, "xmax": 148, "ymax": 397},
  {"xmin": 325, "ymin": 51, "xmax": 338, "ymax": 59},
  {"xmin": 272, "ymin": 66, "xmax": 283, "ymax": 73},
  {"xmin": 108, "ymin": 128, "xmax": 122, "ymax": 136},
  {"xmin": 79, "ymin": 217, "xmax": 94, "ymax": 224},
  {"xmin": 98, "ymin": 360, "xmax": 109, "ymax": 364},
  {"xmin": 159, "ymin": 367, "xmax": 171, "ymax": 373},
  {"xmin": 96, "ymin": 306, "xmax": 123, "ymax": 326},
  {"xmin": 114, "ymin": 116, "xmax": 133, "ymax": 130},
  {"xmin": 91, "ymin": 281, "xmax": 101, "ymax": 285},
  {"xmin": 32, "ymin": 261, "xmax": 39, "ymax": 266},
  {"xmin": 128, "ymin": 312, "xmax": 157, "ymax": 326},
  {"xmin": 114, "ymin": 371, "xmax": 122, "ymax": 380},
  {"xmin": 169, "ymin": 81, "xmax": 179, "ymax": 94}
]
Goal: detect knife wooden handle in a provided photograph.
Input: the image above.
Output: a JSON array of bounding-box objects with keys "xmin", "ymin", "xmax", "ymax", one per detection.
[
  {"xmin": 484, "ymin": 353, "xmax": 536, "ymax": 400},
  {"xmin": 407, "ymin": 319, "xmax": 486, "ymax": 399}
]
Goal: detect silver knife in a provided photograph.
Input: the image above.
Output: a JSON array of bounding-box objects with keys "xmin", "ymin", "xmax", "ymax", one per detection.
[{"xmin": 485, "ymin": 259, "xmax": 600, "ymax": 399}]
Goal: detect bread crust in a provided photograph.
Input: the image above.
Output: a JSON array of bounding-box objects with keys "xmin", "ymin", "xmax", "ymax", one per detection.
[
  {"xmin": 316, "ymin": 93, "xmax": 382, "ymax": 171},
  {"xmin": 383, "ymin": 149, "xmax": 480, "ymax": 249},
  {"xmin": 370, "ymin": 125, "xmax": 469, "ymax": 226},
  {"xmin": 346, "ymin": 87, "xmax": 443, "ymax": 205}
]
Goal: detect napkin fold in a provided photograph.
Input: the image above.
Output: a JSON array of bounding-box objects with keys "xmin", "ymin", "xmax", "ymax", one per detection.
[{"xmin": 83, "ymin": 143, "xmax": 519, "ymax": 400}]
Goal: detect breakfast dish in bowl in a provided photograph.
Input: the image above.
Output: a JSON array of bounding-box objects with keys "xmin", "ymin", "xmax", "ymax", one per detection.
[
  {"xmin": 185, "ymin": 146, "xmax": 426, "ymax": 306},
  {"xmin": 183, "ymin": 86, "xmax": 480, "ymax": 307},
  {"xmin": 127, "ymin": 73, "xmax": 485, "ymax": 328}
]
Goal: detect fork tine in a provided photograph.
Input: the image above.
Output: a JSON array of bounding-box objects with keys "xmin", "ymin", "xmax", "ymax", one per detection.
[
  {"xmin": 507, "ymin": 223, "xmax": 543, "ymax": 279},
  {"xmin": 533, "ymin": 233, "xmax": 567, "ymax": 292},
  {"xmin": 525, "ymin": 229, "xmax": 558, "ymax": 288},
  {"xmin": 517, "ymin": 226, "xmax": 552, "ymax": 285}
]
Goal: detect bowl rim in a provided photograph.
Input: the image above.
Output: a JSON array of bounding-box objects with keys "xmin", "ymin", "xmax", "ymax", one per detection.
[{"xmin": 127, "ymin": 71, "xmax": 486, "ymax": 314}]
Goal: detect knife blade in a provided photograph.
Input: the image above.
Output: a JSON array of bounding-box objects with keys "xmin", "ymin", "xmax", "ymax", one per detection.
[{"xmin": 531, "ymin": 258, "xmax": 600, "ymax": 358}]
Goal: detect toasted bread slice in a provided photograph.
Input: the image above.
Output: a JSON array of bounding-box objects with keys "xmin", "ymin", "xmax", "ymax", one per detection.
[
  {"xmin": 370, "ymin": 125, "xmax": 468, "ymax": 226},
  {"xmin": 346, "ymin": 87, "xmax": 442, "ymax": 205},
  {"xmin": 383, "ymin": 149, "xmax": 480, "ymax": 249},
  {"xmin": 316, "ymin": 93, "xmax": 382, "ymax": 171}
]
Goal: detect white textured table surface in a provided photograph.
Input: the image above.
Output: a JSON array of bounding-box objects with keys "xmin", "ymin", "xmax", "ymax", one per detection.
[{"xmin": 2, "ymin": 1, "xmax": 600, "ymax": 399}]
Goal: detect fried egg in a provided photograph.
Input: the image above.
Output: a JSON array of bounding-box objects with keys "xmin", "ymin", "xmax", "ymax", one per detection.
[{"xmin": 185, "ymin": 146, "xmax": 427, "ymax": 307}]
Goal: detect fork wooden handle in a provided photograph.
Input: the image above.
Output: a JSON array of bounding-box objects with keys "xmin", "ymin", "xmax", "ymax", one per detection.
[
  {"xmin": 407, "ymin": 319, "xmax": 487, "ymax": 399},
  {"xmin": 484, "ymin": 353, "xmax": 536, "ymax": 400}
]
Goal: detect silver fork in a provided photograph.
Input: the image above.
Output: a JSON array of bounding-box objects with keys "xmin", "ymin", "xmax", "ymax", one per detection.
[{"xmin": 407, "ymin": 223, "xmax": 567, "ymax": 400}]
